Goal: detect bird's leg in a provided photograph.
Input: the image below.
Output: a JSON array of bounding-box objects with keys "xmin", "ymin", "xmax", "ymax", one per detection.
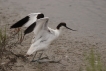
[
  {"xmin": 38, "ymin": 51, "xmax": 50, "ymax": 60},
  {"xmin": 31, "ymin": 52, "xmax": 61, "ymax": 64},
  {"xmin": 38, "ymin": 52, "xmax": 61, "ymax": 64},
  {"xmin": 31, "ymin": 52, "xmax": 37, "ymax": 62},
  {"xmin": 17, "ymin": 28, "xmax": 21, "ymax": 34},
  {"xmin": 31, "ymin": 51, "xmax": 44, "ymax": 62},
  {"xmin": 38, "ymin": 51, "xmax": 43, "ymax": 60},
  {"xmin": 39, "ymin": 52, "xmax": 49, "ymax": 60},
  {"xmin": 13, "ymin": 28, "xmax": 17, "ymax": 33},
  {"xmin": 45, "ymin": 53, "xmax": 49, "ymax": 59},
  {"xmin": 19, "ymin": 35, "xmax": 25, "ymax": 44},
  {"xmin": 13, "ymin": 28, "xmax": 21, "ymax": 35}
]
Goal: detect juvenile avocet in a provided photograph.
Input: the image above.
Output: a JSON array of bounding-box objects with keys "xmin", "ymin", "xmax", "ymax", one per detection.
[
  {"xmin": 25, "ymin": 17, "xmax": 76, "ymax": 62},
  {"xmin": 10, "ymin": 13, "xmax": 44, "ymax": 35}
]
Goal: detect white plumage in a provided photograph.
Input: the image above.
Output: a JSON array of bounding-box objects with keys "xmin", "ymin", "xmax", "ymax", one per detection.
[{"xmin": 26, "ymin": 17, "xmax": 60, "ymax": 55}]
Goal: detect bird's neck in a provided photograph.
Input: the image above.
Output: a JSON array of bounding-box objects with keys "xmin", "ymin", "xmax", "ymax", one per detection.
[
  {"xmin": 56, "ymin": 24, "xmax": 62, "ymax": 30},
  {"xmin": 55, "ymin": 29, "xmax": 61, "ymax": 37}
]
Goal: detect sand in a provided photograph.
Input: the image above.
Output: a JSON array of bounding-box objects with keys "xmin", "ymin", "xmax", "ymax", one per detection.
[{"xmin": 0, "ymin": 0, "xmax": 106, "ymax": 71}]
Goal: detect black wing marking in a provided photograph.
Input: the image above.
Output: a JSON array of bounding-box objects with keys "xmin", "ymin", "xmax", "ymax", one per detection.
[
  {"xmin": 10, "ymin": 16, "xmax": 29, "ymax": 28},
  {"xmin": 24, "ymin": 22, "xmax": 36, "ymax": 35}
]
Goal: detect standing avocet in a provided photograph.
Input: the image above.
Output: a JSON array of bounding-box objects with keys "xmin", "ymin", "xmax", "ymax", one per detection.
[
  {"xmin": 25, "ymin": 17, "xmax": 76, "ymax": 62},
  {"xmin": 10, "ymin": 12, "xmax": 44, "ymax": 35}
]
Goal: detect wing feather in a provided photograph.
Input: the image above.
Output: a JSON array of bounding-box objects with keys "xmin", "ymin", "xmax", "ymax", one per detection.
[
  {"xmin": 33, "ymin": 17, "xmax": 49, "ymax": 35},
  {"xmin": 23, "ymin": 13, "xmax": 39, "ymax": 27},
  {"xmin": 10, "ymin": 16, "xmax": 29, "ymax": 28},
  {"xmin": 10, "ymin": 13, "xmax": 41, "ymax": 28},
  {"xmin": 31, "ymin": 17, "xmax": 49, "ymax": 43},
  {"xmin": 24, "ymin": 22, "xmax": 36, "ymax": 35}
]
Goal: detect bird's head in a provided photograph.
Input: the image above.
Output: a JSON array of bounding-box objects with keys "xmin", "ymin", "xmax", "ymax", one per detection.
[
  {"xmin": 57, "ymin": 22, "xmax": 76, "ymax": 31},
  {"xmin": 37, "ymin": 13, "xmax": 44, "ymax": 19}
]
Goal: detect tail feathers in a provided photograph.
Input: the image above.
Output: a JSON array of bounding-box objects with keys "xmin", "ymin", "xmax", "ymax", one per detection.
[
  {"xmin": 26, "ymin": 49, "xmax": 35, "ymax": 55},
  {"xmin": 26, "ymin": 45, "xmax": 37, "ymax": 55},
  {"xmin": 26, "ymin": 52, "xmax": 32, "ymax": 56}
]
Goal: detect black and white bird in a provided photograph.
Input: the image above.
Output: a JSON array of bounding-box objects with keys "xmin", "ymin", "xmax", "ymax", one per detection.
[
  {"xmin": 25, "ymin": 17, "xmax": 76, "ymax": 62},
  {"xmin": 10, "ymin": 13, "xmax": 44, "ymax": 35}
]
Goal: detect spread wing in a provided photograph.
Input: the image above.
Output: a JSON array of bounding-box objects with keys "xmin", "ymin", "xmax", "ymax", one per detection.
[
  {"xmin": 24, "ymin": 22, "xmax": 36, "ymax": 35},
  {"xmin": 10, "ymin": 13, "xmax": 41, "ymax": 28},
  {"xmin": 10, "ymin": 16, "xmax": 29, "ymax": 28},
  {"xmin": 25, "ymin": 17, "xmax": 49, "ymax": 55},
  {"xmin": 33, "ymin": 17, "xmax": 49, "ymax": 35},
  {"xmin": 24, "ymin": 17, "xmax": 49, "ymax": 36},
  {"xmin": 31, "ymin": 17, "xmax": 49, "ymax": 43},
  {"xmin": 23, "ymin": 13, "xmax": 40, "ymax": 27}
]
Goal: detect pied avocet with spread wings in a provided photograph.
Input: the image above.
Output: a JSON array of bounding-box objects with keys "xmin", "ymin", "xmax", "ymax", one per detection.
[
  {"xmin": 10, "ymin": 13, "xmax": 44, "ymax": 35},
  {"xmin": 25, "ymin": 17, "xmax": 76, "ymax": 62}
]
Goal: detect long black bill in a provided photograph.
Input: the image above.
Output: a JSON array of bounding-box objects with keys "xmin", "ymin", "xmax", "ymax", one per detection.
[{"xmin": 65, "ymin": 26, "xmax": 76, "ymax": 31}]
